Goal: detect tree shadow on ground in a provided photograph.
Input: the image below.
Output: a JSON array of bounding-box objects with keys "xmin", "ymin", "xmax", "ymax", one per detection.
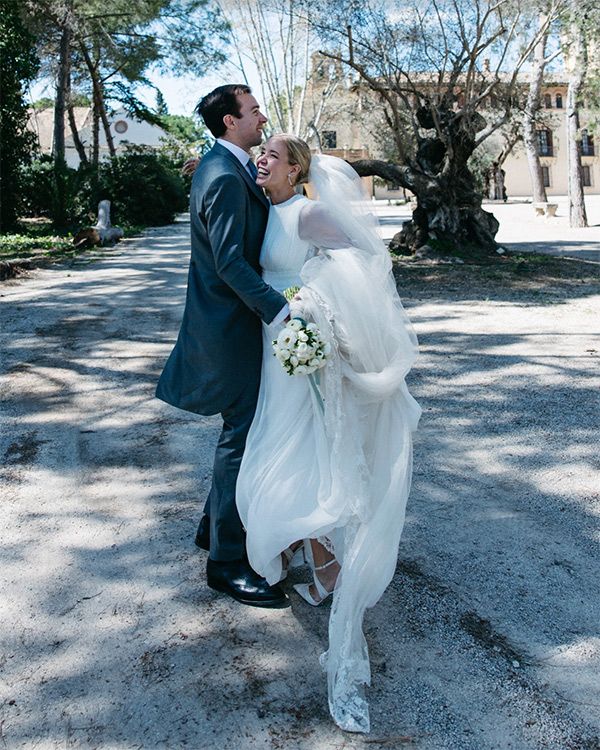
[
  {"xmin": 1, "ymin": 224, "xmax": 599, "ymax": 747},
  {"xmin": 502, "ymin": 240, "xmax": 599, "ymax": 262}
]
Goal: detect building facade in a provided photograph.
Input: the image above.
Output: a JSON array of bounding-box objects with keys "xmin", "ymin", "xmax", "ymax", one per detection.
[
  {"xmin": 501, "ymin": 83, "xmax": 597, "ymax": 196},
  {"xmin": 300, "ymin": 59, "xmax": 599, "ymax": 199},
  {"xmin": 27, "ymin": 107, "xmax": 169, "ymax": 167}
]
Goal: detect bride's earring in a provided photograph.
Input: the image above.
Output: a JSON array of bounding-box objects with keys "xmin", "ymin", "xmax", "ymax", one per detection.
[{"xmin": 288, "ymin": 173, "xmax": 294, "ymax": 187}]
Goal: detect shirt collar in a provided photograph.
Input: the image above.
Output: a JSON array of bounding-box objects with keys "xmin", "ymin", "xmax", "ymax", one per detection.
[{"xmin": 217, "ymin": 138, "xmax": 250, "ymax": 167}]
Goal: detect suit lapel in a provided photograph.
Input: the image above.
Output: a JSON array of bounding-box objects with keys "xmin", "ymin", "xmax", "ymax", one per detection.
[{"xmin": 212, "ymin": 142, "xmax": 270, "ymax": 210}]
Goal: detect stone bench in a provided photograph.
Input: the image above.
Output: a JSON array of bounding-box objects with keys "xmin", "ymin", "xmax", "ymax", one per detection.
[{"xmin": 533, "ymin": 202, "xmax": 558, "ymax": 218}]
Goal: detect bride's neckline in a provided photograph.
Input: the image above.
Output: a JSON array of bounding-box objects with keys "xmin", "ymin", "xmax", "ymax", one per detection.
[{"xmin": 270, "ymin": 193, "xmax": 303, "ymax": 208}]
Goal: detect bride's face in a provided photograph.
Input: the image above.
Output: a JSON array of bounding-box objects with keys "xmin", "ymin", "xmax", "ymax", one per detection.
[{"xmin": 255, "ymin": 137, "xmax": 300, "ymax": 191}]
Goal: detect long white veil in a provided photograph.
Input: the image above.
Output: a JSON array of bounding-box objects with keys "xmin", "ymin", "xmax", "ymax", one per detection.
[{"xmin": 293, "ymin": 154, "xmax": 421, "ymax": 732}]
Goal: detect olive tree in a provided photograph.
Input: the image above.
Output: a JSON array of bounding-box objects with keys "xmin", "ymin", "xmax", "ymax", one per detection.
[{"xmin": 310, "ymin": 0, "xmax": 565, "ymax": 254}]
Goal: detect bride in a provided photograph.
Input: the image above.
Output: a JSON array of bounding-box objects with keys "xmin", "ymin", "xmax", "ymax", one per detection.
[{"xmin": 236, "ymin": 134, "xmax": 421, "ymax": 733}]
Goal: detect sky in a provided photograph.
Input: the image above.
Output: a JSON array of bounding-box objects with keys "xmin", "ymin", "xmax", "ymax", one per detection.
[
  {"xmin": 143, "ymin": 65, "xmax": 265, "ymax": 116},
  {"xmin": 28, "ymin": 61, "xmax": 264, "ymax": 118},
  {"xmin": 29, "ymin": 71, "xmax": 234, "ymax": 116}
]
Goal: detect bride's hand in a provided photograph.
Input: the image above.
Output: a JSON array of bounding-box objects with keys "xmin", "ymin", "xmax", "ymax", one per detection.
[
  {"xmin": 289, "ymin": 299, "xmax": 305, "ymax": 319},
  {"xmin": 181, "ymin": 157, "xmax": 200, "ymax": 176}
]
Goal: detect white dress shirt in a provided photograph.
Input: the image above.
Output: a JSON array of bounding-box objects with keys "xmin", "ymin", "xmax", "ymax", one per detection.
[
  {"xmin": 216, "ymin": 138, "xmax": 254, "ymax": 176},
  {"xmin": 216, "ymin": 138, "xmax": 289, "ymax": 325}
]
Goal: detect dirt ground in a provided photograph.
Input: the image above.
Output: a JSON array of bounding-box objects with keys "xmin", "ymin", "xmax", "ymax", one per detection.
[{"xmin": 1, "ymin": 221, "xmax": 599, "ymax": 749}]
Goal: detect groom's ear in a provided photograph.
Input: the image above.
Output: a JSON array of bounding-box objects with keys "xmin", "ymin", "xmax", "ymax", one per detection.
[{"xmin": 223, "ymin": 113, "xmax": 235, "ymax": 132}]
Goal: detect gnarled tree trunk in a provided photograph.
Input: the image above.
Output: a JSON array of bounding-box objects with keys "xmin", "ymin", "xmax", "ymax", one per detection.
[{"xmin": 350, "ymin": 109, "xmax": 499, "ymax": 255}]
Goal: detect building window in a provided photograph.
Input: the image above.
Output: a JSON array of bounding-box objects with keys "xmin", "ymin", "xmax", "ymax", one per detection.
[
  {"xmin": 114, "ymin": 120, "xmax": 128, "ymax": 134},
  {"xmin": 387, "ymin": 183, "xmax": 401, "ymax": 191},
  {"xmin": 582, "ymin": 165, "xmax": 592, "ymax": 187},
  {"xmin": 555, "ymin": 93, "xmax": 563, "ymax": 108},
  {"xmin": 322, "ymin": 130, "xmax": 337, "ymax": 149},
  {"xmin": 541, "ymin": 166, "xmax": 550, "ymax": 187},
  {"xmin": 544, "ymin": 93, "xmax": 552, "ymax": 108},
  {"xmin": 581, "ymin": 130, "xmax": 595, "ymax": 156},
  {"xmin": 537, "ymin": 129, "xmax": 553, "ymax": 157}
]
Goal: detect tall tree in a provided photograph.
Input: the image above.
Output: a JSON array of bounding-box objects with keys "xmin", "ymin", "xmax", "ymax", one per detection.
[
  {"xmin": 522, "ymin": 9, "xmax": 562, "ymax": 204},
  {"xmin": 563, "ymin": 0, "xmax": 596, "ymax": 228},
  {"xmin": 21, "ymin": 0, "xmax": 227, "ymax": 225},
  {"xmin": 24, "ymin": 0, "xmax": 228, "ymax": 162},
  {"xmin": 309, "ymin": 0, "xmax": 566, "ymax": 254},
  {"xmin": 0, "ymin": 0, "xmax": 39, "ymax": 231},
  {"xmin": 217, "ymin": 0, "xmax": 339, "ymax": 141},
  {"xmin": 565, "ymin": 11, "xmax": 587, "ymax": 227}
]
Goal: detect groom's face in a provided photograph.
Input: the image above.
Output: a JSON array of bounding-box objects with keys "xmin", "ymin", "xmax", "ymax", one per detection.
[{"xmin": 226, "ymin": 93, "xmax": 267, "ymax": 151}]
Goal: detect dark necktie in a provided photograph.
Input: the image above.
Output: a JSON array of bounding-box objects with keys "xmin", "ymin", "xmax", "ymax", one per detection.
[{"xmin": 247, "ymin": 160, "xmax": 258, "ymax": 180}]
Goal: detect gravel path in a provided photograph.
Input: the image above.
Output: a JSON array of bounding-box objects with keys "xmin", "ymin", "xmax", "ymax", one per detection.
[{"xmin": 1, "ymin": 222, "xmax": 599, "ymax": 749}]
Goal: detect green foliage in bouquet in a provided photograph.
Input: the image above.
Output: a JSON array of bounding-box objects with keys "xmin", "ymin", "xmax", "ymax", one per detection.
[{"xmin": 283, "ymin": 285, "xmax": 300, "ymax": 302}]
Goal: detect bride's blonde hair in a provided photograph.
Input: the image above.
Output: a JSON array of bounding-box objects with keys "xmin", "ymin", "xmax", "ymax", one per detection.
[{"xmin": 274, "ymin": 134, "xmax": 312, "ymax": 185}]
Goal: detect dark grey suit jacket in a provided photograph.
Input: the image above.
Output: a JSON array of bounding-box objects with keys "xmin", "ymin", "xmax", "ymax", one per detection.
[{"xmin": 156, "ymin": 142, "xmax": 286, "ymax": 415}]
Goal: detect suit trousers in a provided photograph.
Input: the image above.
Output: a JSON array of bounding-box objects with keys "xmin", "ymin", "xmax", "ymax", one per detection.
[{"xmin": 203, "ymin": 378, "xmax": 259, "ymax": 561}]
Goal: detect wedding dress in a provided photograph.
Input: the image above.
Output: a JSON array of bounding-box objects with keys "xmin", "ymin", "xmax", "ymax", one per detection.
[{"xmin": 236, "ymin": 156, "xmax": 421, "ymax": 733}]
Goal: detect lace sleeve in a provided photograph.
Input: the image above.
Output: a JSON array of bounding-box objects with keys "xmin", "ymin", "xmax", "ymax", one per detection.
[{"xmin": 298, "ymin": 201, "xmax": 352, "ymax": 250}]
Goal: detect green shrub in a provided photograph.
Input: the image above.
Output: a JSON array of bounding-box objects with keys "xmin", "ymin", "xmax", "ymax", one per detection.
[
  {"xmin": 96, "ymin": 146, "xmax": 187, "ymax": 227},
  {"xmin": 19, "ymin": 155, "xmax": 58, "ymax": 218},
  {"xmin": 0, "ymin": 0, "xmax": 39, "ymax": 231},
  {"xmin": 19, "ymin": 156, "xmax": 95, "ymax": 226},
  {"xmin": 19, "ymin": 147, "xmax": 187, "ymax": 229}
]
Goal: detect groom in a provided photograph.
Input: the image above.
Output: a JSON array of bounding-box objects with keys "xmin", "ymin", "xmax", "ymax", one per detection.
[{"xmin": 156, "ymin": 84, "xmax": 289, "ymax": 607}]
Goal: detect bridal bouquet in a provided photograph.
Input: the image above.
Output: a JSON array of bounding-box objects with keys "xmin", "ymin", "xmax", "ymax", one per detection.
[{"xmin": 272, "ymin": 318, "xmax": 331, "ymax": 376}]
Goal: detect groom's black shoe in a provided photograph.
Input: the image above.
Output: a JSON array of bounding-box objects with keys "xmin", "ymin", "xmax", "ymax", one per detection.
[
  {"xmin": 194, "ymin": 515, "xmax": 210, "ymax": 551},
  {"xmin": 206, "ymin": 558, "xmax": 289, "ymax": 608}
]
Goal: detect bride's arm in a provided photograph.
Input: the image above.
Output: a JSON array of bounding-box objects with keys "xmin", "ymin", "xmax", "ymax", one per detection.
[
  {"xmin": 298, "ymin": 201, "xmax": 352, "ymax": 251},
  {"xmin": 293, "ymin": 202, "xmax": 355, "ymax": 355}
]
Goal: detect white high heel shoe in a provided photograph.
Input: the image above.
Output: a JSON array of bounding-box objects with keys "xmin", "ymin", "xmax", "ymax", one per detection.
[
  {"xmin": 278, "ymin": 542, "xmax": 306, "ymax": 582},
  {"xmin": 293, "ymin": 557, "xmax": 339, "ymax": 606}
]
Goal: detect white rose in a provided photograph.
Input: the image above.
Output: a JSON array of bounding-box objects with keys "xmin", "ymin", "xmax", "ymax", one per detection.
[
  {"xmin": 295, "ymin": 364, "xmax": 308, "ymax": 375},
  {"xmin": 277, "ymin": 329, "xmax": 298, "ymax": 349},
  {"xmin": 290, "ymin": 355, "xmax": 299, "ymax": 367},
  {"xmin": 309, "ymin": 358, "xmax": 321, "ymax": 368},
  {"xmin": 296, "ymin": 342, "xmax": 310, "ymax": 358},
  {"xmin": 288, "ymin": 319, "xmax": 303, "ymax": 331},
  {"xmin": 306, "ymin": 322, "xmax": 318, "ymax": 333},
  {"xmin": 298, "ymin": 331, "xmax": 308, "ymax": 342}
]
